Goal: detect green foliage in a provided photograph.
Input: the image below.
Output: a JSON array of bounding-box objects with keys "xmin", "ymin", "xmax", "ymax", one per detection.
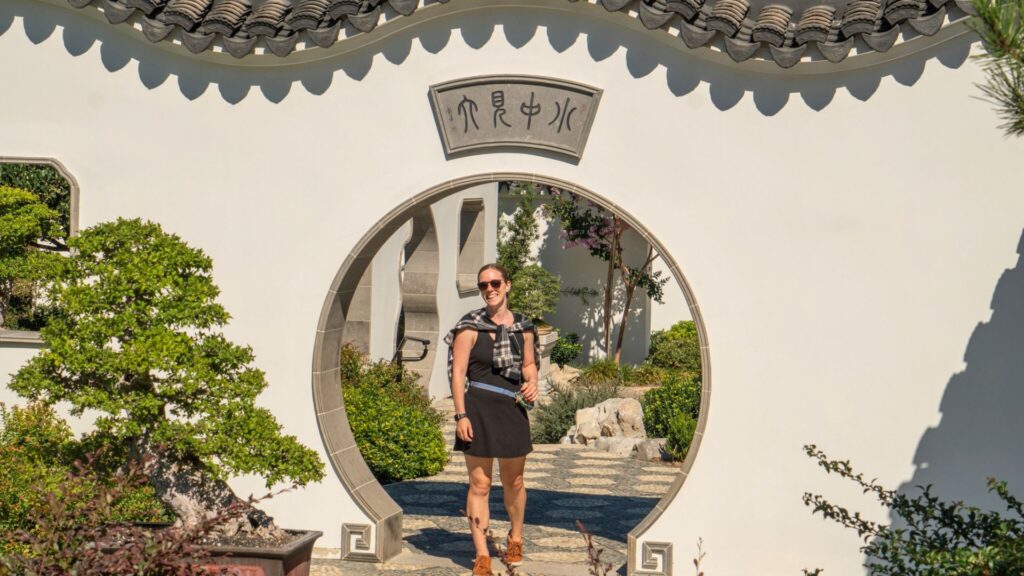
[
  {"xmin": 578, "ymin": 359, "xmax": 664, "ymax": 387},
  {"xmin": 641, "ymin": 371, "xmax": 701, "ymax": 439},
  {"xmin": 0, "ymin": 163, "xmax": 72, "ymax": 236},
  {"xmin": 665, "ymin": 412, "xmax": 696, "ymax": 461},
  {"xmin": 647, "ymin": 320, "xmax": 701, "ymax": 374},
  {"xmin": 340, "ymin": 346, "xmax": 447, "ymax": 484},
  {"xmin": 508, "ymin": 264, "xmax": 560, "ymax": 322},
  {"xmin": 9, "ymin": 218, "xmax": 325, "ymax": 490},
  {"xmin": 803, "ymin": 445, "xmax": 1024, "ymax": 575},
  {"xmin": 970, "ymin": 0, "xmax": 1024, "ymax": 137},
  {"xmin": 0, "ymin": 403, "xmax": 170, "ymax": 556},
  {"xmin": 550, "ymin": 333, "xmax": 583, "ymax": 368},
  {"xmin": 530, "ymin": 381, "xmax": 619, "ymax": 444},
  {"xmin": 0, "ymin": 186, "xmax": 66, "ymax": 330},
  {"xmin": 1, "ymin": 449, "xmax": 233, "ymax": 575},
  {"xmin": 498, "ymin": 182, "xmax": 540, "ymax": 280}
]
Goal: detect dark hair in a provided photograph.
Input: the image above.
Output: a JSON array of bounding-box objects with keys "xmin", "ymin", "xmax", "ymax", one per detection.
[{"xmin": 478, "ymin": 263, "xmax": 510, "ymax": 282}]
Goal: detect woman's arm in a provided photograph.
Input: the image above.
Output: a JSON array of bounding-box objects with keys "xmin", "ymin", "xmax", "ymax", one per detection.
[
  {"xmin": 451, "ymin": 328, "xmax": 476, "ymax": 441},
  {"xmin": 520, "ymin": 331, "xmax": 539, "ymax": 402}
]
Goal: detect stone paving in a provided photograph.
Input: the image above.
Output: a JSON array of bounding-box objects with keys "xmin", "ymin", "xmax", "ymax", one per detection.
[{"xmin": 311, "ymin": 400, "xmax": 680, "ymax": 576}]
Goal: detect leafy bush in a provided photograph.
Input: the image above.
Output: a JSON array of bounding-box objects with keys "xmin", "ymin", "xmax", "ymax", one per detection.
[
  {"xmin": 530, "ymin": 381, "xmax": 619, "ymax": 444},
  {"xmin": 647, "ymin": 320, "xmax": 701, "ymax": 375},
  {"xmin": 0, "ymin": 403, "xmax": 170, "ymax": 556},
  {"xmin": 579, "ymin": 359, "xmax": 664, "ymax": 387},
  {"xmin": 666, "ymin": 412, "xmax": 697, "ymax": 461},
  {"xmin": 641, "ymin": 372, "xmax": 701, "ymax": 439},
  {"xmin": 508, "ymin": 264, "xmax": 561, "ymax": 323},
  {"xmin": 340, "ymin": 347, "xmax": 447, "ymax": 484},
  {"xmin": 0, "ymin": 186, "xmax": 67, "ymax": 330},
  {"xmin": 551, "ymin": 333, "xmax": 583, "ymax": 368},
  {"xmin": 1, "ymin": 450, "xmax": 239, "ymax": 575},
  {"xmin": 803, "ymin": 445, "xmax": 1024, "ymax": 576}
]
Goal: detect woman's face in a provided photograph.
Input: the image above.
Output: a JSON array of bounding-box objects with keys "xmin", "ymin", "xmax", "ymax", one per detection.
[{"xmin": 477, "ymin": 268, "xmax": 509, "ymax": 308}]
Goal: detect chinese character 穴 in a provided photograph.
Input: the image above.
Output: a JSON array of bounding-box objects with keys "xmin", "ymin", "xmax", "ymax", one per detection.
[
  {"xmin": 457, "ymin": 94, "xmax": 480, "ymax": 133},
  {"xmin": 548, "ymin": 97, "xmax": 578, "ymax": 134},
  {"xmin": 520, "ymin": 91, "xmax": 542, "ymax": 130},
  {"xmin": 492, "ymin": 90, "xmax": 512, "ymax": 128}
]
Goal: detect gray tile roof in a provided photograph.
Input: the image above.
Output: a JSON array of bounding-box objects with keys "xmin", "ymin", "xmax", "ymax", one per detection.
[{"xmin": 58, "ymin": 0, "xmax": 972, "ymax": 67}]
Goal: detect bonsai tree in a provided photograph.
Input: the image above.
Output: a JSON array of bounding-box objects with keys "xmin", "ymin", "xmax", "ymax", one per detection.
[
  {"xmin": 499, "ymin": 182, "xmax": 562, "ymax": 323},
  {"xmin": 508, "ymin": 264, "xmax": 561, "ymax": 324},
  {"xmin": 0, "ymin": 186, "xmax": 67, "ymax": 329},
  {"xmin": 9, "ymin": 218, "xmax": 324, "ymax": 539}
]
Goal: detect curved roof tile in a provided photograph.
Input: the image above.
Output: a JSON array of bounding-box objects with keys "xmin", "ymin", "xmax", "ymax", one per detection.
[{"xmin": 49, "ymin": 0, "xmax": 970, "ymax": 66}]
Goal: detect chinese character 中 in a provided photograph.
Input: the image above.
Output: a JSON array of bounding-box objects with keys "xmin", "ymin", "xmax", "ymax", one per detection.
[{"xmin": 520, "ymin": 92, "xmax": 541, "ymax": 130}]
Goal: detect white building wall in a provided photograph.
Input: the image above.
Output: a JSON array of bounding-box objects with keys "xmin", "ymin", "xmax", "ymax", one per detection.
[
  {"xmin": 427, "ymin": 183, "xmax": 499, "ymax": 399},
  {"xmin": 0, "ymin": 1, "xmax": 1022, "ymax": 573},
  {"xmin": 369, "ymin": 221, "xmax": 412, "ymax": 362}
]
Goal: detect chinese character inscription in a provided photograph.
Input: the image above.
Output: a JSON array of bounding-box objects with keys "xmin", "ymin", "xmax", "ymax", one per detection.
[{"xmin": 430, "ymin": 76, "xmax": 602, "ymax": 159}]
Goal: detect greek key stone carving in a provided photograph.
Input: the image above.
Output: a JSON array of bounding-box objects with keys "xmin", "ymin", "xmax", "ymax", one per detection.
[
  {"xmin": 341, "ymin": 523, "xmax": 376, "ymax": 561},
  {"xmin": 636, "ymin": 541, "xmax": 673, "ymax": 575},
  {"xmin": 429, "ymin": 75, "xmax": 602, "ymax": 160}
]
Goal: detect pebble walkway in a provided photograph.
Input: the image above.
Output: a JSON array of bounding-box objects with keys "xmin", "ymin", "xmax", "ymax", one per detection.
[{"xmin": 312, "ymin": 400, "xmax": 680, "ymax": 576}]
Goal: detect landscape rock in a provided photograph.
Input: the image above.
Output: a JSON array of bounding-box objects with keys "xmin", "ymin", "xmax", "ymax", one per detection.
[
  {"xmin": 634, "ymin": 438, "xmax": 668, "ymax": 461},
  {"xmin": 571, "ymin": 398, "xmax": 647, "ymax": 448}
]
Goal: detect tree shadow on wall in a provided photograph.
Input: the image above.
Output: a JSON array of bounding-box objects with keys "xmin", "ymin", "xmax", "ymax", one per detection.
[
  {"xmin": 892, "ymin": 229, "xmax": 1024, "ymax": 534},
  {"xmin": 1, "ymin": 0, "xmax": 973, "ymax": 112}
]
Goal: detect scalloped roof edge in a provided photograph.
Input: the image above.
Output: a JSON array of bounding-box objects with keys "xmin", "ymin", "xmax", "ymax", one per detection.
[{"xmin": 32, "ymin": 0, "xmax": 976, "ymax": 68}]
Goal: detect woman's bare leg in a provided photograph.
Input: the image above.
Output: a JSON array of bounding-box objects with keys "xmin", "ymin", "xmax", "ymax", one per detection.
[
  {"xmin": 498, "ymin": 456, "xmax": 527, "ymax": 541},
  {"xmin": 465, "ymin": 455, "xmax": 494, "ymax": 558}
]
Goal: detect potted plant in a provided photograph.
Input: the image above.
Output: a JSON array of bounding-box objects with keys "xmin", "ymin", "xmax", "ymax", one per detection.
[{"xmin": 9, "ymin": 218, "xmax": 326, "ymax": 575}]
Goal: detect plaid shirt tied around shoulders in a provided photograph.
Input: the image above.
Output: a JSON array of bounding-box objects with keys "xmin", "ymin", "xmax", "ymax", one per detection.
[{"xmin": 444, "ymin": 308, "xmax": 540, "ymax": 386}]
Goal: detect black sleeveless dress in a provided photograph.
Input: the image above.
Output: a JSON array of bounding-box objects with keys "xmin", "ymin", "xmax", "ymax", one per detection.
[{"xmin": 454, "ymin": 328, "xmax": 533, "ymax": 458}]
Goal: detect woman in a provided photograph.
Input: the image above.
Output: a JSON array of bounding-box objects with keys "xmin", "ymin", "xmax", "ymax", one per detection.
[{"xmin": 445, "ymin": 263, "xmax": 540, "ymax": 576}]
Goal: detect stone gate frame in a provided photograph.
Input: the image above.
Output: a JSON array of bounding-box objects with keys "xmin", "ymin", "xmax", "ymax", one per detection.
[{"xmin": 311, "ymin": 173, "xmax": 713, "ymax": 565}]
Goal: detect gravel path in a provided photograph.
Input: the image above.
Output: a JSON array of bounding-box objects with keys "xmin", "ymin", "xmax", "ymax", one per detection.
[{"xmin": 311, "ymin": 400, "xmax": 680, "ymax": 575}]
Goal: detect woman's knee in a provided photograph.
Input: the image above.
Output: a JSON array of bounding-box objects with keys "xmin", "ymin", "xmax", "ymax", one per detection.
[
  {"xmin": 469, "ymin": 474, "xmax": 492, "ymax": 496},
  {"xmin": 502, "ymin": 473, "xmax": 525, "ymax": 492}
]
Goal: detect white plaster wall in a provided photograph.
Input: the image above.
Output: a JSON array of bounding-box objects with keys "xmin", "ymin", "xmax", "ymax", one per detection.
[
  {"xmin": 1, "ymin": 1, "xmax": 1023, "ymax": 573},
  {"xmin": 369, "ymin": 220, "xmax": 411, "ymax": 362},
  {"xmin": 498, "ymin": 193, "xmax": 654, "ymax": 364},
  {"xmin": 427, "ymin": 182, "xmax": 499, "ymax": 399},
  {"xmin": 649, "ymin": 257, "xmax": 692, "ymax": 333}
]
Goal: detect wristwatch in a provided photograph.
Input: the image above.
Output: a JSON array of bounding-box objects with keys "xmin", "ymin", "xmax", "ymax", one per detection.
[{"xmin": 454, "ymin": 412, "xmax": 468, "ymax": 422}]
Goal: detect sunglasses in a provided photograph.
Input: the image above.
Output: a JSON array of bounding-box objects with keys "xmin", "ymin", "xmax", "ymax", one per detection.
[{"xmin": 477, "ymin": 279, "xmax": 503, "ymax": 291}]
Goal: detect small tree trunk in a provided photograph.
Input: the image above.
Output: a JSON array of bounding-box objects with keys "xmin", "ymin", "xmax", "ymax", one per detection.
[
  {"xmin": 130, "ymin": 437, "xmax": 285, "ymax": 541},
  {"xmin": 613, "ymin": 282, "xmax": 636, "ymax": 365},
  {"xmin": 601, "ymin": 255, "xmax": 614, "ymax": 355}
]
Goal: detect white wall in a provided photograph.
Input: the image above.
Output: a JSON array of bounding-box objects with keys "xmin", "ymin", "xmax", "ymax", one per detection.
[
  {"xmin": 1, "ymin": 1, "xmax": 1022, "ymax": 573},
  {"xmin": 498, "ymin": 193, "xmax": 655, "ymax": 364},
  {"xmin": 369, "ymin": 221, "xmax": 412, "ymax": 362},
  {"xmin": 427, "ymin": 182, "xmax": 499, "ymax": 398}
]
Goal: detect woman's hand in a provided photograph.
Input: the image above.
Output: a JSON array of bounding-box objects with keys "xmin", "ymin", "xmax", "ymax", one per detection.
[
  {"xmin": 456, "ymin": 417, "xmax": 473, "ymax": 442},
  {"xmin": 520, "ymin": 380, "xmax": 539, "ymax": 403}
]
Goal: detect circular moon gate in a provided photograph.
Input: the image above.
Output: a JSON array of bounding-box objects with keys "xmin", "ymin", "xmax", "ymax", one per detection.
[{"xmin": 311, "ymin": 173, "xmax": 712, "ymax": 567}]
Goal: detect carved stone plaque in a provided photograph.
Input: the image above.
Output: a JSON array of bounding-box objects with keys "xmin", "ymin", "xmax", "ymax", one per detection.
[{"xmin": 430, "ymin": 75, "xmax": 602, "ymax": 159}]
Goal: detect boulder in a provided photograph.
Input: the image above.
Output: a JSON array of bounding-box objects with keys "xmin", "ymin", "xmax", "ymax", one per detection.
[
  {"xmin": 571, "ymin": 398, "xmax": 646, "ymax": 448},
  {"xmin": 634, "ymin": 438, "xmax": 668, "ymax": 461},
  {"xmin": 596, "ymin": 436, "xmax": 644, "ymax": 457}
]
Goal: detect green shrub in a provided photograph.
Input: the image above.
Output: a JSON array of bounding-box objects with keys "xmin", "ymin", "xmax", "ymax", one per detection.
[
  {"xmin": 641, "ymin": 372, "xmax": 701, "ymax": 439},
  {"xmin": 647, "ymin": 320, "xmax": 701, "ymax": 374},
  {"xmin": 666, "ymin": 412, "xmax": 697, "ymax": 461},
  {"xmin": 804, "ymin": 445, "xmax": 1024, "ymax": 575},
  {"xmin": 340, "ymin": 349, "xmax": 447, "ymax": 484},
  {"xmin": 550, "ymin": 332, "xmax": 582, "ymax": 368},
  {"xmin": 509, "ymin": 264, "xmax": 561, "ymax": 322},
  {"xmin": 1, "ymin": 450, "xmax": 234, "ymax": 575},
  {"xmin": 0, "ymin": 403, "xmax": 170, "ymax": 556},
  {"xmin": 531, "ymin": 381, "xmax": 619, "ymax": 444},
  {"xmin": 579, "ymin": 359, "xmax": 664, "ymax": 387}
]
